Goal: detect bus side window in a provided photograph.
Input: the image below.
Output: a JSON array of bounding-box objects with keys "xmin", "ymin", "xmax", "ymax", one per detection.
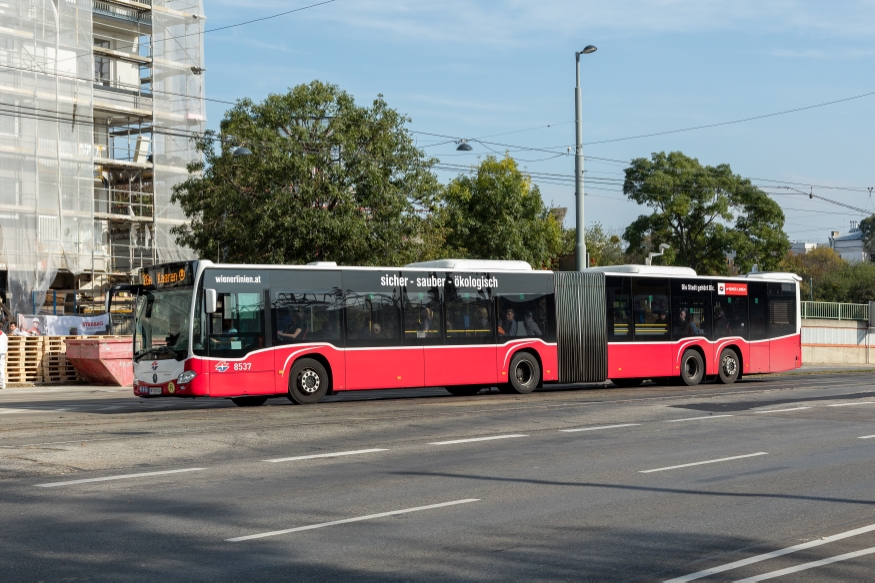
[
  {"xmin": 495, "ymin": 293, "xmax": 554, "ymax": 342},
  {"xmin": 768, "ymin": 282, "xmax": 797, "ymax": 338},
  {"xmin": 712, "ymin": 296, "xmax": 748, "ymax": 340},
  {"xmin": 207, "ymin": 292, "xmax": 265, "ymax": 357},
  {"xmin": 632, "ymin": 278, "xmax": 669, "ymax": 341},
  {"xmin": 444, "ymin": 276, "xmax": 493, "ymax": 345},
  {"xmin": 273, "ymin": 291, "xmax": 342, "ymax": 346},
  {"xmin": 748, "ymin": 282, "xmax": 768, "ymax": 341},
  {"xmin": 606, "ymin": 276, "xmax": 631, "ymax": 342},
  {"xmin": 344, "ymin": 290, "xmax": 402, "ymax": 347}
]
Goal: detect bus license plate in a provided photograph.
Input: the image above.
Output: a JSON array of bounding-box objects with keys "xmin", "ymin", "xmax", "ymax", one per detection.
[{"xmin": 149, "ymin": 387, "xmax": 162, "ymax": 396}]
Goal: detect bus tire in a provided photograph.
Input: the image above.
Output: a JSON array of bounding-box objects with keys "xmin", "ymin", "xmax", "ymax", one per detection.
[
  {"xmin": 231, "ymin": 396, "xmax": 268, "ymax": 407},
  {"xmin": 507, "ymin": 352, "xmax": 540, "ymax": 394},
  {"xmin": 716, "ymin": 348, "xmax": 740, "ymax": 384},
  {"xmin": 611, "ymin": 378, "xmax": 644, "ymax": 388},
  {"xmin": 680, "ymin": 349, "xmax": 705, "ymax": 386},
  {"xmin": 446, "ymin": 385, "xmax": 482, "ymax": 396},
  {"xmin": 288, "ymin": 358, "xmax": 329, "ymax": 405}
]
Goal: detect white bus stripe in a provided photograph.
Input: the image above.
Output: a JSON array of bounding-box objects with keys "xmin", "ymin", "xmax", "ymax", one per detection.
[
  {"xmin": 641, "ymin": 452, "xmax": 768, "ymax": 474},
  {"xmin": 36, "ymin": 468, "xmax": 205, "ymax": 487},
  {"xmin": 226, "ymin": 499, "xmax": 480, "ymax": 542},
  {"xmin": 664, "ymin": 522, "xmax": 875, "ymax": 581},
  {"xmin": 264, "ymin": 448, "xmax": 388, "ymax": 463}
]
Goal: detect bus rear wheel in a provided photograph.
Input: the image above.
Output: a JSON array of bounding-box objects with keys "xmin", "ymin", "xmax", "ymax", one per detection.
[
  {"xmin": 446, "ymin": 385, "xmax": 483, "ymax": 396},
  {"xmin": 611, "ymin": 378, "xmax": 644, "ymax": 388},
  {"xmin": 231, "ymin": 396, "xmax": 268, "ymax": 407},
  {"xmin": 504, "ymin": 352, "xmax": 540, "ymax": 395},
  {"xmin": 288, "ymin": 358, "xmax": 329, "ymax": 405},
  {"xmin": 716, "ymin": 348, "xmax": 740, "ymax": 384},
  {"xmin": 680, "ymin": 349, "xmax": 705, "ymax": 386}
]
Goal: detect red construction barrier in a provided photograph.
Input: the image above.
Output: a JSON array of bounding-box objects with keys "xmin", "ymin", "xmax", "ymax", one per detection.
[{"xmin": 64, "ymin": 337, "xmax": 133, "ymax": 387}]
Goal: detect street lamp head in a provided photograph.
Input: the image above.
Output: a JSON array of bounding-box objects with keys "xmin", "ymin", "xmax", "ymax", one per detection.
[
  {"xmin": 456, "ymin": 140, "xmax": 473, "ymax": 152},
  {"xmin": 232, "ymin": 146, "xmax": 252, "ymax": 157},
  {"xmin": 580, "ymin": 45, "xmax": 597, "ymax": 55},
  {"xmin": 659, "ymin": 243, "xmax": 670, "ymax": 251}
]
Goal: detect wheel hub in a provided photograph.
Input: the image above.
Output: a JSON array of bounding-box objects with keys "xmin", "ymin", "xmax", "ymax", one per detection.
[
  {"xmin": 299, "ymin": 369, "xmax": 320, "ymax": 394},
  {"xmin": 722, "ymin": 356, "xmax": 738, "ymax": 376},
  {"xmin": 515, "ymin": 362, "xmax": 533, "ymax": 385}
]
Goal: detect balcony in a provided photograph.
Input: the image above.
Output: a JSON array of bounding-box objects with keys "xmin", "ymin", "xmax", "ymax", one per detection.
[{"xmin": 93, "ymin": 0, "xmax": 152, "ymax": 27}]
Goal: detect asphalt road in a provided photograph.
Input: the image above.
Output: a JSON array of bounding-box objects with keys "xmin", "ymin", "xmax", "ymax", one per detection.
[{"xmin": 3, "ymin": 371, "xmax": 875, "ymax": 581}]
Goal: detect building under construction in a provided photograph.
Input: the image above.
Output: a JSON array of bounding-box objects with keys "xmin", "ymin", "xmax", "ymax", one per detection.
[{"xmin": 0, "ymin": 0, "xmax": 205, "ymax": 318}]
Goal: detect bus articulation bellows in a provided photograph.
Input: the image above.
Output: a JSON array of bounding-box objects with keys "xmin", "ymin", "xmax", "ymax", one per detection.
[{"xmin": 128, "ymin": 259, "xmax": 801, "ymax": 406}]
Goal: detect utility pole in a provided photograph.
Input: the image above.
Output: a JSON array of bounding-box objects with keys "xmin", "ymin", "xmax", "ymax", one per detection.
[{"xmin": 574, "ymin": 45, "xmax": 596, "ymax": 271}]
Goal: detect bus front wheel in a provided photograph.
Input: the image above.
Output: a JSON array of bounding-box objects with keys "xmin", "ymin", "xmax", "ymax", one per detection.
[
  {"xmin": 680, "ymin": 350, "xmax": 705, "ymax": 386},
  {"xmin": 504, "ymin": 352, "xmax": 540, "ymax": 394},
  {"xmin": 288, "ymin": 358, "xmax": 329, "ymax": 405},
  {"xmin": 716, "ymin": 348, "xmax": 740, "ymax": 384}
]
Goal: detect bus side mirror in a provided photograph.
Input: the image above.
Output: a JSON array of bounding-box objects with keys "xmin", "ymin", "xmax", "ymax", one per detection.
[{"xmin": 204, "ymin": 288, "xmax": 217, "ymax": 314}]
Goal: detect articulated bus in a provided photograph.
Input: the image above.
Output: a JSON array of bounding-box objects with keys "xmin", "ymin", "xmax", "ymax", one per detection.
[{"xmin": 128, "ymin": 259, "xmax": 801, "ymax": 406}]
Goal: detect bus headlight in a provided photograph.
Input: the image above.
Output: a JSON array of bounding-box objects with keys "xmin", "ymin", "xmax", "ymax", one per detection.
[{"xmin": 178, "ymin": 370, "xmax": 197, "ymax": 384}]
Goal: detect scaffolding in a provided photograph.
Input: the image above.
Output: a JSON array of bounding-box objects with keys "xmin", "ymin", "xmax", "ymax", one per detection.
[{"xmin": 0, "ymin": 0, "xmax": 204, "ymax": 317}]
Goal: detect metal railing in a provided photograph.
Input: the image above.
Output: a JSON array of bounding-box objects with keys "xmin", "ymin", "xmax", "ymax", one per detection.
[
  {"xmin": 802, "ymin": 301, "xmax": 869, "ymax": 321},
  {"xmin": 93, "ymin": 1, "xmax": 152, "ymax": 26}
]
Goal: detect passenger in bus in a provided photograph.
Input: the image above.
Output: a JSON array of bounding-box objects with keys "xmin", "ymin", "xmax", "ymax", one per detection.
[
  {"xmin": 713, "ymin": 306, "xmax": 731, "ymax": 336},
  {"xmin": 319, "ymin": 319, "xmax": 337, "ymax": 338},
  {"xmin": 675, "ymin": 308, "xmax": 704, "ymax": 337},
  {"xmin": 476, "ymin": 307, "xmax": 490, "ymax": 331},
  {"xmin": 370, "ymin": 323, "xmax": 384, "ymax": 338},
  {"xmin": 419, "ymin": 307, "xmax": 435, "ymax": 336},
  {"xmin": 523, "ymin": 311, "xmax": 542, "ymax": 336},
  {"xmin": 498, "ymin": 308, "xmax": 518, "ymax": 336},
  {"xmin": 278, "ymin": 311, "xmax": 307, "ymax": 342},
  {"xmin": 655, "ymin": 310, "xmax": 669, "ymax": 330}
]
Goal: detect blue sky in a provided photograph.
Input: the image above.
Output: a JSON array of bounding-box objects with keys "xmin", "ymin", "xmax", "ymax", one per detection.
[{"xmin": 202, "ymin": 0, "xmax": 875, "ymax": 244}]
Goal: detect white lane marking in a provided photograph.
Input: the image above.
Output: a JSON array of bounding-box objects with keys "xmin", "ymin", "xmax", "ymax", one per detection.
[
  {"xmin": 560, "ymin": 423, "xmax": 640, "ymax": 433},
  {"xmin": 753, "ymin": 407, "xmax": 811, "ymax": 414},
  {"xmin": 641, "ymin": 452, "xmax": 768, "ymax": 474},
  {"xmin": 429, "ymin": 434, "xmax": 527, "ymax": 445},
  {"xmin": 0, "ymin": 408, "xmax": 38, "ymax": 415},
  {"xmin": 226, "ymin": 498, "xmax": 479, "ymax": 542},
  {"xmin": 828, "ymin": 401, "xmax": 875, "ymax": 407},
  {"xmin": 664, "ymin": 522, "xmax": 875, "ymax": 581},
  {"xmin": 36, "ymin": 468, "xmax": 205, "ymax": 487},
  {"xmin": 733, "ymin": 545, "xmax": 875, "ymax": 582},
  {"xmin": 264, "ymin": 448, "xmax": 388, "ymax": 463},
  {"xmin": 858, "ymin": 435, "xmax": 875, "ymax": 439},
  {"xmin": 664, "ymin": 415, "xmax": 734, "ymax": 423}
]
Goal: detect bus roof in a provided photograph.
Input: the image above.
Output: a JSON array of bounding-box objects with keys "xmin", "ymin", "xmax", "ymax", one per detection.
[{"xmin": 404, "ymin": 259, "xmax": 533, "ymax": 271}]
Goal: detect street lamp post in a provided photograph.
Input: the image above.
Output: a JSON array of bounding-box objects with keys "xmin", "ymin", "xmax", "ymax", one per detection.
[{"xmin": 574, "ymin": 45, "xmax": 597, "ymax": 271}]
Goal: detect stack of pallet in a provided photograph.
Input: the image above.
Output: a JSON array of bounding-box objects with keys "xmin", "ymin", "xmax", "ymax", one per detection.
[
  {"xmin": 41, "ymin": 336, "xmax": 82, "ymax": 383},
  {"xmin": 5, "ymin": 336, "xmax": 45, "ymax": 383}
]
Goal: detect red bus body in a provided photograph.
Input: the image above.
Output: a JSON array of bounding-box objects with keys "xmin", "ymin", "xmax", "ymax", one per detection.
[{"xmin": 131, "ymin": 261, "xmax": 800, "ymax": 401}]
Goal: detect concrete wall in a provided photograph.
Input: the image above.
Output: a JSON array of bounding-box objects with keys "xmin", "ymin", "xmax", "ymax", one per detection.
[{"xmin": 802, "ymin": 318, "xmax": 875, "ymax": 365}]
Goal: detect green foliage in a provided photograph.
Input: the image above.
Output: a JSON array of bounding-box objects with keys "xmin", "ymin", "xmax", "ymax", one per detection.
[
  {"xmin": 622, "ymin": 151, "xmax": 790, "ymax": 275},
  {"xmin": 859, "ymin": 214, "xmax": 875, "ymax": 255},
  {"xmin": 441, "ymin": 155, "xmax": 563, "ymax": 268},
  {"xmin": 171, "ymin": 81, "xmax": 445, "ymax": 266},
  {"xmin": 816, "ymin": 261, "xmax": 875, "ymax": 303},
  {"xmin": 783, "ymin": 247, "xmax": 875, "ymax": 303},
  {"xmin": 560, "ymin": 224, "xmax": 626, "ymax": 267}
]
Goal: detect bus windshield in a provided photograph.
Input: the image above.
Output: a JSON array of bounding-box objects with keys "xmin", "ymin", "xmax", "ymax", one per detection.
[{"xmin": 134, "ymin": 288, "xmax": 193, "ymax": 362}]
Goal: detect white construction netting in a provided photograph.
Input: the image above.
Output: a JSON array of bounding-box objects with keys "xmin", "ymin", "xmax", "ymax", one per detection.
[
  {"xmin": 0, "ymin": 0, "xmax": 95, "ymax": 316},
  {"xmin": 152, "ymin": 0, "xmax": 203, "ymax": 264}
]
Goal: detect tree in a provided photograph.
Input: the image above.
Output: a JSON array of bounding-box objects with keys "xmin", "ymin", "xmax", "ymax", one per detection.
[
  {"xmin": 622, "ymin": 151, "xmax": 790, "ymax": 275},
  {"xmin": 559, "ymin": 223, "xmax": 626, "ymax": 267},
  {"xmin": 817, "ymin": 262, "xmax": 875, "ymax": 303},
  {"xmin": 441, "ymin": 155, "xmax": 563, "ymax": 268},
  {"xmin": 859, "ymin": 214, "xmax": 875, "ymax": 256},
  {"xmin": 782, "ymin": 246, "xmax": 845, "ymax": 299},
  {"xmin": 171, "ymin": 81, "xmax": 445, "ymax": 266}
]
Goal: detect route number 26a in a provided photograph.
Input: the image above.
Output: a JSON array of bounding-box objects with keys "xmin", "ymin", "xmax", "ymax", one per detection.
[{"xmin": 233, "ymin": 362, "xmax": 252, "ymax": 371}]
